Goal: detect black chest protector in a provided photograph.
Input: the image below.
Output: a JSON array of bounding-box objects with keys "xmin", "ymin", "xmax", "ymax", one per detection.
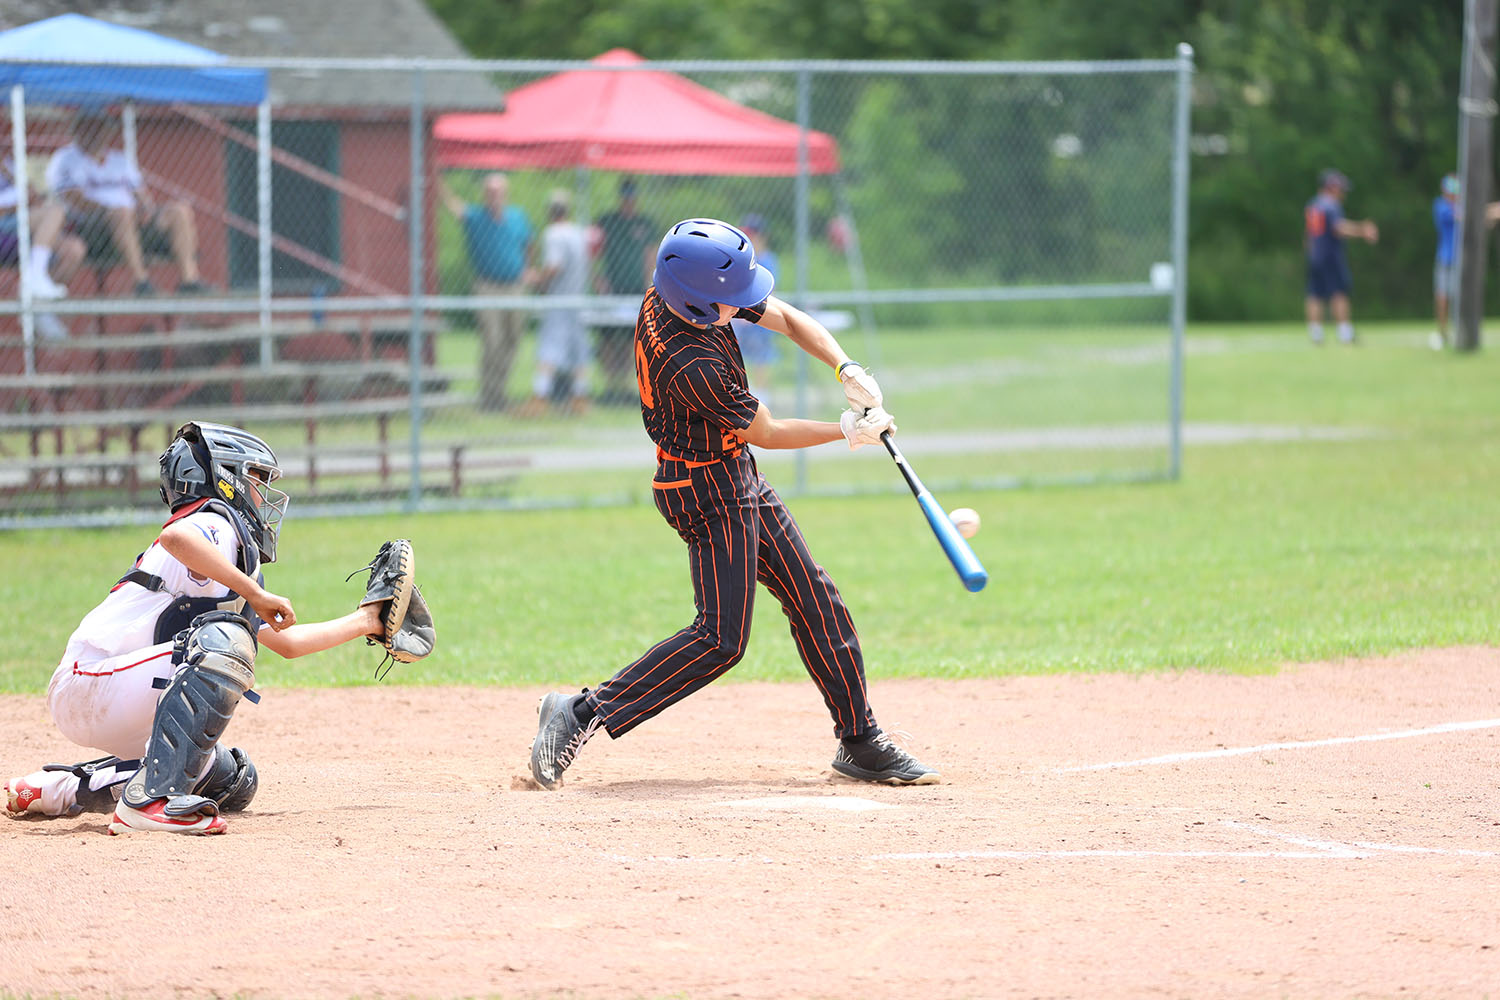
[{"xmin": 113, "ymin": 499, "xmax": 266, "ymax": 644}]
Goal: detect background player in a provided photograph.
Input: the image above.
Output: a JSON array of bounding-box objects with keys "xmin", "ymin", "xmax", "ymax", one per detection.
[
  {"xmin": 1304, "ymin": 168, "xmax": 1377, "ymax": 345},
  {"xmin": 5, "ymin": 421, "xmax": 394, "ymax": 835},
  {"xmin": 530, "ymin": 218, "xmax": 940, "ymax": 790}
]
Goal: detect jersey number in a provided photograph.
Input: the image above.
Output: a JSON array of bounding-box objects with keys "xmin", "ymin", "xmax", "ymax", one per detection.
[{"xmin": 636, "ymin": 338, "xmax": 655, "ymax": 409}]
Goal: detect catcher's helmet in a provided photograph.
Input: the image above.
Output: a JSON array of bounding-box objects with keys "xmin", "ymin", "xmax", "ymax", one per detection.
[
  {"xmin": 652, "ymin": 218, "xmax": 775, "ymax": 324},
  {"xmin": 159, "ymin": 421, "xmax": 289, "ymax": 563}
]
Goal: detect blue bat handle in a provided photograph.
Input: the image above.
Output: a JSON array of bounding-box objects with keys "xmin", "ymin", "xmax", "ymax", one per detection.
[{"xmin": 915, "ymin": 491, "xmax": 989, "ymax": 592}]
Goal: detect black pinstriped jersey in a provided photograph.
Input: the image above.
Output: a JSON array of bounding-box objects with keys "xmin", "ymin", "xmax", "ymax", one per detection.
[{"xmin": 634, "ymin": 286, "xmax": 766, "ymax": 464}]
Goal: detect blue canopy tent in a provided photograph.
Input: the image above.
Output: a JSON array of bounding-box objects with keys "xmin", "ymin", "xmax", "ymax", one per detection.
[
  {"xmin": 0, "ymin": 14, "xmax": 270, "ymax": 368},
  {"xmin": 0, "ymin": 13, "xmax": 266, "ymax": 107}
]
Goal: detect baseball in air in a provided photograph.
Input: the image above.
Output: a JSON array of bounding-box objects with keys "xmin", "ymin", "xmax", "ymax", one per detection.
[{"xmin": 948, "ymin": 507, "xmax": 980, "ymax": 539}]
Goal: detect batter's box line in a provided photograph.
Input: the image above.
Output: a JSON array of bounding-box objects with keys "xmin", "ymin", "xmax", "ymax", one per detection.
[
  {"xmin": 1055, "ymin": 718, "xmax": 1500, "ymax": 773},
  {"xmin": 604, "ymin": 825, "xmax": 1499, "ymax": 865},
  {"xmin": 1221, "ymin": 820, "xmax": 1500, "ymax": 859}
]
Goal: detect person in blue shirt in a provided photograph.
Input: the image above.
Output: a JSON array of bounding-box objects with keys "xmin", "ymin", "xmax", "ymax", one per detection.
[
  {"xmin": 1304, "ymin": 168, "xmax": 1378, "ymax": 345},
  {"xmin": 1431, "ymin": 174, "xmax": 1460, "ymax": 351},
  {"xmin": 440, "ymin": 172, "xmax": 534, "ymax": 410},
  {"xmin": 729, "ymin": 214, "xmax": 781, "ymax": 398}
]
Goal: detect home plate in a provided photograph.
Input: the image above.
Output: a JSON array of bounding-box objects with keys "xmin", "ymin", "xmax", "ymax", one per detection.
[{"xmin": 718, "ymin": 796, "xmax": 895, "ymax": 813}]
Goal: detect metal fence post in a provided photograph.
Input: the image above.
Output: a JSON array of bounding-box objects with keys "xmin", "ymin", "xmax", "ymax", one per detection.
[
  {"xmin": 793, "ymin": 66, "xmax": 811, "ymax": 495},
  {"xmin": 9, "ymin": 86, "xmax": 33, "ymax": 376},
  {"xmin": 256, "ymin": 98, "xmax": 273, "ymax": 356},
  {"xmin": 1169, "ymin": 43, "xmax": 1194, "ymax": 481},
  {"xmin": 408, "ymin": 67, "xmax": 427, "ymax": 511}
]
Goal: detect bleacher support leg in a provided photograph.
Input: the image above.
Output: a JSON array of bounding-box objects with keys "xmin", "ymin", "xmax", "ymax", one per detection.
[{"xmin": 377, "ymin": 414, "xmax": 390, "ymax": 486}]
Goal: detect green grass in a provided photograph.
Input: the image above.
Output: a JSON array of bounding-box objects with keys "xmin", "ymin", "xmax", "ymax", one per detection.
[{"xmin": 1, "ymin": 320, "xmax": 1495, "ymax": 693}]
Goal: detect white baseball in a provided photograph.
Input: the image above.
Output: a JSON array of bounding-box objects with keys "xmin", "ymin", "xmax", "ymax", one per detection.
[{"xmin": 948, "ymin": 507, "xmax": 980, "ymax": 539}]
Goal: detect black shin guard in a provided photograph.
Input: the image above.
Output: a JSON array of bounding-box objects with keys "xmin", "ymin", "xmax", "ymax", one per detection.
[{"xmin": 193, "ymin": 745, "xmax": 259, "ymax": 812}]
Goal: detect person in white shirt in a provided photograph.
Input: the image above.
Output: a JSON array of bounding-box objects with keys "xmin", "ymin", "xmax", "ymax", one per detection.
[
  {"xmin": 1, "ymin": 153, "xmax": 85, "ymax": 303},
  {"xmin": 518, "ymin": 189, "xmax": 592, "ymax": 417},
  {"xmin": 4, "ymin": 421, "xmax": 397, "ymax": 835},
  {"xmin": 46, "ymin": 110, "xmax": 207, "ymax": 296}
]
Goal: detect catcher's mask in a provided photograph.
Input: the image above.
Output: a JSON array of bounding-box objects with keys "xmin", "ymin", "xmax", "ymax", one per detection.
[{"xmin": 159, "ymin": 421, "xmax": 289, "ymax": 563}]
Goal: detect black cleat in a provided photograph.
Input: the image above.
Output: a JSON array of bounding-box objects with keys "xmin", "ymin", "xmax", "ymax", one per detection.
[
  {"xmin": 530, "ymin": 692, "xmax": 601, "ymax": 790},
  {"xmin": 831, "ymin": 731, "xmax": 942, "ymax": 785}
]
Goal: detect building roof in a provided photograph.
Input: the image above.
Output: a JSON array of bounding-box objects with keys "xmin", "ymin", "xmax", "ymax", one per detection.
[{"xmin": 0, "ymin": 0, "xmax": 502, "ymax": 110}]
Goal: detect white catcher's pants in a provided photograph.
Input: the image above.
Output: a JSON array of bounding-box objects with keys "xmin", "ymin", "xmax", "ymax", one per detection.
[{"xmin": 47, "ymin": 642, "xmax": 177, "ymax": 760}]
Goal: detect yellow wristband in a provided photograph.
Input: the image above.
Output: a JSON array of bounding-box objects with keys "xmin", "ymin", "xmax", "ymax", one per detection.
[{"xmin": 836, "ymin": 361, "xmax": 860, "ymax": 382}]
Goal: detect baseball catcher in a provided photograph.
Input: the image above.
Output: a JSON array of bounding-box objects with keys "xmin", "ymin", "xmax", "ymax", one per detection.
[
  {"xmin": 347, "ymin": 538, "xmax": 436, "ymax": 679},
  {"xmin": 6, "ymin": 421, "xmax": 431, "ymax": 835}
]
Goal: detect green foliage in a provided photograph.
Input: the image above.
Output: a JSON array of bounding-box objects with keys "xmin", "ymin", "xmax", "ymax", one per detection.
[
  {"xmin": 426, "ymin": 0, "xmax": 1472, "ymax": 322},
  {"xmin": 1187, "ymin": 2, "xmax": 1466, "ymax": 319}
]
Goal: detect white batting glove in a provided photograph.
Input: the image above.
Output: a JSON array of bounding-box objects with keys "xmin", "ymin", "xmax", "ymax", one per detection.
[
  {"xmin": 837, "ymin": 362, "xmax": 883, "ymax": 411},
  {"xmin": 840, "ymin": 406, "xmax": 896, "ymax": 450}
]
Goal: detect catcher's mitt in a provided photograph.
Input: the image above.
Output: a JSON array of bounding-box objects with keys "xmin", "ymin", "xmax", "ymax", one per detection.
[{"xmin": 347, "ymin": 539, "xmax": 435, "ymax": 680}]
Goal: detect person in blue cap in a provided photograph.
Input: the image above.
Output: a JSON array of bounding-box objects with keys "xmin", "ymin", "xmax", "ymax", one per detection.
[
  {"xmin": 1432, "ymin": 174, "xmax": 1461, "ymax": 350},
  {"xmin": 1303, "ymin": 168, "xmax": 1378, "ymax": 345},
  {"xmin": 1429, "ymin": 173, "xmax": 1500, "ymax": 350}
]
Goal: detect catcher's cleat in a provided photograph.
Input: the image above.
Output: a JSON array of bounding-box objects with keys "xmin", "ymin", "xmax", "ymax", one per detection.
[
  {"xmin": 5, "ymin": 776, "xmax": 45, "ymax": 816},
  {"xmin": 831, "ymin": 730, "xmax": 942, "ymax": 786},
  {"xmin": 530, "ymin": 691, "xmax": 601, "ymax": 790},
  {"xmin": 108, "ymin": 798, "xmax": 227, "ymax": 836}
]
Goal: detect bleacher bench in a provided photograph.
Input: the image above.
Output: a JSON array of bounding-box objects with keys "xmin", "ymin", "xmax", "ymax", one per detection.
[{"xmin": 0, "ymin": 314, "xmax": 477, "ymax": 497}]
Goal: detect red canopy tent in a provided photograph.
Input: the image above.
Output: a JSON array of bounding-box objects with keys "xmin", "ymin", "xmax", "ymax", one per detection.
[{"xmin": 433, "ymin": 49, "xmax": 840, "ymax": 176}]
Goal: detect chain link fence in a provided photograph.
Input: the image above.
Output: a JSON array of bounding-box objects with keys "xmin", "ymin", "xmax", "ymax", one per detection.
[{"xmin": 0, "ymin": 52, "xmax": 1191, "ymax": 527}]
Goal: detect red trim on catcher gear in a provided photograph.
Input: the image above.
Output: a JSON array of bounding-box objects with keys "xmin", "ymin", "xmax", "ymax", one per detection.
[
  {"xmin": 163, "ymin": 498, "xmax": 211, "ymax": 528},
  {"xmin": 108, "ymin": 499, "xmax": 213, "ymax": 593},
  {"xmin": 71, "ymin": 649, "xmax": 172, "ymax": 678}
]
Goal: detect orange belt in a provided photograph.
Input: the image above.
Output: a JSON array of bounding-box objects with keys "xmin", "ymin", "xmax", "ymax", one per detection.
[{"xmin": 655, "ymin": 444, "xmax": 743, "ymax": 468}]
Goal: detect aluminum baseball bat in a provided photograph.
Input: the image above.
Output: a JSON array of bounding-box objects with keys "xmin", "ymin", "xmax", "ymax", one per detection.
[{"xmin": 881, "ymin": 431, "xmax": 988, "ymax": 592}]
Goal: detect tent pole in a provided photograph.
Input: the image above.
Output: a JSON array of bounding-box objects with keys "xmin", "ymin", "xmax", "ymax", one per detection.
[
  {"xmin": 832, "ymin": 172, "xmax": 880, "ymax": 369},
  {"xmin": 122, "ymin": 100, "xmax": 138, "ymax": 172},
  {"xmin": 10, "ymin": 86, "xmax": 34, "ymax": 376},
  {"xmin": 256, "ymin": 99, "xmax": 273, "ymax": 354},
  {"xmin": 575, "ymin": 164, "xmax": 590, "ymax": 226}
]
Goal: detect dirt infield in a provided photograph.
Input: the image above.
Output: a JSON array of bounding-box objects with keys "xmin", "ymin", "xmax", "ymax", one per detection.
[{"xmin": 3, "ymin": 647, "xmax": 1499, "ymax": 1000}]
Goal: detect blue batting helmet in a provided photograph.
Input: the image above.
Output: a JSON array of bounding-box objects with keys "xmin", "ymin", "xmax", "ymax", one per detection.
[{"xmin": 652, "ymin": 218, "xmax": 775, "ymax": 324}]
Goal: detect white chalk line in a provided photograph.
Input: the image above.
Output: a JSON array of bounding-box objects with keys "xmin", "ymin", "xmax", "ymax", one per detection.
[
  {"xmin": 716, "ymin": 795, "xmax": 895, "ymax": 813},
  {"xmin": 604, "ymin": 821, "xmax": 1498, "ymax": 865},
  {"xmin": 600, "ymin": 721, "xmax": 1500, "ymax": 867},
  {"xmin": 1224, "ymin": 821, "xmax": 1499, "ymax": 859},
  {"xmin": 1056, "ymin": 718, "xmax": 1500, "ymax": 773}
]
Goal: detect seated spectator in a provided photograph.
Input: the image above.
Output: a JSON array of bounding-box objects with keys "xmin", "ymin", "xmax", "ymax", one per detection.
[
  {"xmin": 1, "ymin": 152, "xmax": 84, "ymax": 300},
  {"xmin": 46, "ymin": 110, "xmax": 208, "ymax": 296},
  {"xmin": 2, "ymin": 152, "xmax": 85, "ymax": 340}
]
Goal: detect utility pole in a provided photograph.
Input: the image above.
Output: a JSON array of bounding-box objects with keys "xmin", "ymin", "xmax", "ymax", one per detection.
[{"xmin": 1456, "ymin": 0, "xmax": 1497, "ymax": 352}]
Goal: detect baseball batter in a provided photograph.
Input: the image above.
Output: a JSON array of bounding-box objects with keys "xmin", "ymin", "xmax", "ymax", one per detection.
[
  {"xmin": 530, "ymin": 218, "xmax": 941, "ymax": 789},
  {"xmin": 5, "ymin": 422, "xmax": 401, "ymax": 834}
]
